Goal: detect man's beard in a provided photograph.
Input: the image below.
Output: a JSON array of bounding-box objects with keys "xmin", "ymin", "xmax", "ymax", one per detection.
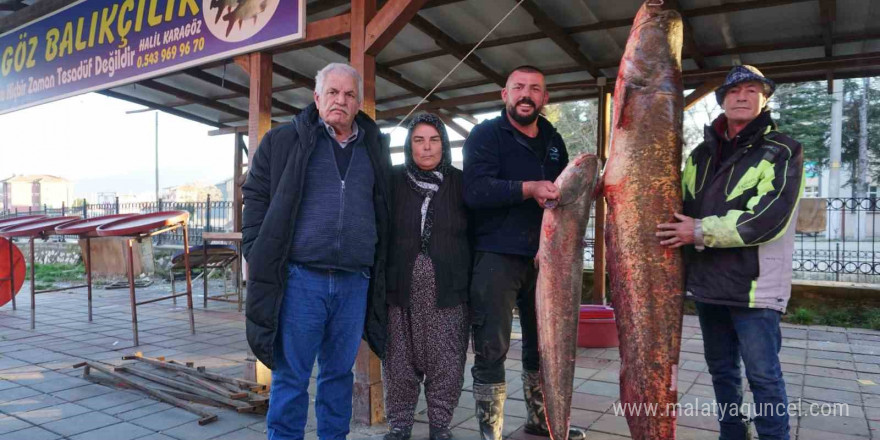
[{"xmin": 507, "ymin": 98, "xmax": 542, "ymax": 125}]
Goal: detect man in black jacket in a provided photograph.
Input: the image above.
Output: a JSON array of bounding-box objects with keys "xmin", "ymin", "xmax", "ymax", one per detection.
[
  {"xmin": 657, "ymin": 66, "xmax": 803, "ymax": 440},
  {"xmin": 463, "ymin": 65, "xmax": 585, "ymax": 440},
  {"xmin": 242, "ymin": 62, "xmax": 392, "ymax": 440}
]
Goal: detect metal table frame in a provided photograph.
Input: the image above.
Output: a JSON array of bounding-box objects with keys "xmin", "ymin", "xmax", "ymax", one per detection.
[
  {"xmin": 201, "ymin": 232, "xmax": 243, "ymax": 312},
  {"xmin": 0, "ymin": 216, "xmax": 46, "ymax": 309},
  {"xmin": 111, "ymin": 220, "xmax": 195, "ymax": 346},
  {"xmin": 0, "ymin": 218, "xmax": 92, "ymax": 329}
]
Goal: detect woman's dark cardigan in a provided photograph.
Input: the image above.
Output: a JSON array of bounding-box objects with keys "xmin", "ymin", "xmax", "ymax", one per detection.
[{"xmin": 386, "ymin": 166, "xmax": 471, "ymax": 308}]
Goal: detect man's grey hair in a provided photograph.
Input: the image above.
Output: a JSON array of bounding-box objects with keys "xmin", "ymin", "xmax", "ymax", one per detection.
[{"xmin": 315, "ymin": 63, "xmax": 363, "ymax": 103}]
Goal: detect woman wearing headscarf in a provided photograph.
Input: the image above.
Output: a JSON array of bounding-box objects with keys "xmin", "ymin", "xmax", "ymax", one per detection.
[{"xmin": 383, "ymin": 113, "xmax": 471, "ymax": 440}]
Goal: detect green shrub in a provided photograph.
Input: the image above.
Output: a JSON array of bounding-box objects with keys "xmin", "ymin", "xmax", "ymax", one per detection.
[{"xmin": 789, "ymin": 307, "xmax": 815, "ymax": 325}]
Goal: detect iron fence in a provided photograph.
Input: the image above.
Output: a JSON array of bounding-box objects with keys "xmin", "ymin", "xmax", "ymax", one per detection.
[
  {"xmin": 4, "ymin": 197, "xmax": 880, "ymax": 283},
  {"xmin": 0, "ymin": 198, "xmax": 236, "ymax": 246}
]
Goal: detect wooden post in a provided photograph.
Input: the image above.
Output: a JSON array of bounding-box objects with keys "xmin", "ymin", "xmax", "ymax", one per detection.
[
  {"xmin": 235, "ymin": 51, "xmax": 273, "ymax": 386},
  {"xmin": 241, "ymin": 53, "xmax": 274, "ymax": 167},
  {"xmin": 593, "ymin": 83, "xmax": 611, "ymax": 304},
  {"xmin": 350, "ymin": 0, "xmax": 384, "ymax": 427},
  {"xmin": 233, "ymin": 133, "xmax": 245, "ymax": 234}
]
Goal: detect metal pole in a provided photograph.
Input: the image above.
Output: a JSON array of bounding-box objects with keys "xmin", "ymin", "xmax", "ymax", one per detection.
[
  {"xmin": 29, "ymin": 237, "xmax": 35, "ymax": 329},
  {"xmin": 155, "ymin": 112, "xmax": 160, "ymax": 204},
  {"xmin": 9, "ymin": 240, "xmax": 15, "ymax": 310},
  {"xmin": 86, "ymin": 237, "xmax": 92, "ymax": 322},
  {"xmin": 127, "ymin": 238, "xmax": 139, "ymax": 345},
  {"xmin": 183, "ymin": 224, "xmax": 195, "ymax": 334}
]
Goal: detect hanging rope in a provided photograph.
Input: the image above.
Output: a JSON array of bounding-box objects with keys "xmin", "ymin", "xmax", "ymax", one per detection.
[{"xmin": 389, "ymin": 0, "xmax": 527, "ymax": 135}]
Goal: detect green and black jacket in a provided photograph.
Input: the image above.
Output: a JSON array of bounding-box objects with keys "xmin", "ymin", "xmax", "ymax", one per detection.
[{"xmin": 682, "ymin": 111, "xmax": 804, "ymax": 313}]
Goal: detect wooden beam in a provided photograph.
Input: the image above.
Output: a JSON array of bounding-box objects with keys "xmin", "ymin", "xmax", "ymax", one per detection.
[
  {"xmin": 99, "ymin": 90, "xmax": 225, "ymax": 128},
  {"xmin": 325, "ymin": 42, "xmax": 478, "ymax": 124},
  {"xmin": 593, "ymin": 85, "xmax": 610, "ymax": 304},
  {"xmin": 666, "ymin": 0, "xmax": 706, "ymax": 69},
  {"xmin": 376, "ymin": 52, "xmax": 880, "ymax": 120},
  {"xmin": 684, "ymin": 79, "xmax": 723, "ymax": 111},
  {"xmin": 242, "ymin": 53, "xmax": 274, "ymax": 167},
  {"xmin": 819, "ymin": 0, "xmax": 837, "ymax": 57},
  {"xmin": 0, "ymin": 0, "xmax": 75, "ymax": 34},
  {"xmin": 365, "ymin": 0, "xmax": 430, "ymax": 55},
  {"xmin": 0, "ymin": 2, "xmax": 25, "ymax": 12},
  {"xmin": 376, "ymin": 29, "xmax": 880, "ymax": 106},
  {"xmin": 270, "ymin": 13, "xmax": 351, "ymax": 54},
  {"xmin": 436, "ymin": 111, "xmax": 470, "ymax": 137},
  {"xmin": 183, "ymin": 69, "xmax": 300, "ymax": 115},
  {"xmin": 138, "ymin": 79, "xmax": 250, "ymax": 119},
  {"xmin": 409, "ymin": 15, "xmax": 506, "ymax": 86},
  {"xmin": 271, "ymin": 63, "xmax": 316, "ymax": 90},
  {"xmin": 519, "ymin": 0, "xmax": 603, "ymax": 78},
  {"xmin": 350, "ymin": 0, "xmax": 384, "ymax": 427},
  {"xmin": 381, "ymin": 0, "xmax": 814, "ymax": 69}
]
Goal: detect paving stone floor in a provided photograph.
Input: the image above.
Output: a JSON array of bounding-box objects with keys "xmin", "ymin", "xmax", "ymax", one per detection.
[{"xmin": 0, "ymin": 280, "xmax": 878, "ymax": 439}]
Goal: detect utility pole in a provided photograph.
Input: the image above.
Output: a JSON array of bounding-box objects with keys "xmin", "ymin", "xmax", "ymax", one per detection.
[{"xmin": 155, "ymin": 112, "xmax": 160, "ymax": 203}]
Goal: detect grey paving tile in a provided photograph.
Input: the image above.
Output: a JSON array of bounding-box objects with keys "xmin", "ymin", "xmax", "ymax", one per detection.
[
  {"xmin": 28, "ymin": 376, "xmax": 93, "ymax": 393},
  {"xmin": 130, "ymin": 407, "xmax": 200, "ymax": 431},
  {"xmin": 803, "ymin": 375, "xmax": 861, "ymax": 392},
  {"xmin": 799, "ymin": 412, "xmax": 870, "ymax": 437},
  {"xmin": 209, "ymin": 428, "xmax": 268, "ymax": 440},
  {"xmin": 75, "ymin": 390, "xmax": 144, "ymax": 411},
  {"xmin": 69, "ymin": 422, "xmax": 154, "ymax": 440},
  {"xmin": 160, "ymin": 410, "xmax": 259, "ymax": 440},
  {"xmin": 0, "ymin": 394, "xmax": 66, "ymax": 415},
  {"xmin": 0, "ymin": 414, "xmax": 32, "ymax": 435},
  {"xmin": 100, "ymin": 398, "xmax": 162, "ymax": 416},
  {"xmin": 588, "ymin": 414, "xmax": 630, "ymax": 437},
  {"xmin": 0, "ymin": 425, "xmax": 61, "ymax": 440},
  {"xmin": 0, "ymin": 386, "xmax": 41, "ymax": 401},
  {"xmin": 132, "ymin": 434, "xmax": 178, "ymax": 440},
  {"xmin": 803, "ymin": 386, "xmax": 862, "ymax": 405},
  {"xmin": 40, "ymin": 411, "xmax": 121, "ymax": 437},
  {"xmin": 574, "ymin": 381, "xmax": 619, "ymax": 398},
  {"xmin": 50, "ymin": 383, "xmax": 114, "ymax": 402},
  {"xmin": 797, "ymin": 428, "xmax": 870, "ymax": 440},
  {"xmin": 15, "ymin": 402, "xmax": 91, "ymax": 425}
]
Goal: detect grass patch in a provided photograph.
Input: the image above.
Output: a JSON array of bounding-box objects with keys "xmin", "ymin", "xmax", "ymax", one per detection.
[
  {"xmin": 782, "ymin": 305, "xmax": 880, "ymax": 330},
  {"xmin": 25, "ymin": 263, "xmax": 85, "ymax": 289},
  {"xmin": 789, "ymin": 307, "xmax": 815, "ymax": 325}
]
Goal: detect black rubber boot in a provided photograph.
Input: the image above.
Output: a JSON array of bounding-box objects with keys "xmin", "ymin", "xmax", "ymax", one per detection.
[
  {"xmin": 429, "ymin": 426, "xmax": 454, "ymax": 440},
  {"xmin": 521, "ymin": 370, "xmax": 587, "ymax": 440},
  {"xmin": 473, "ymin": 382, "xmax": 506, "ymax": 440},
  {"xmin": 384, "ymin": 426, "xmax": 412, "ymax": 440}
]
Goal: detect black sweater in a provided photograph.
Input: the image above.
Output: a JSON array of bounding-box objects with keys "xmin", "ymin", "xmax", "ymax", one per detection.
[{"xmin": 386, "ymin": 166, "xmax": 471, "ymax": 308}]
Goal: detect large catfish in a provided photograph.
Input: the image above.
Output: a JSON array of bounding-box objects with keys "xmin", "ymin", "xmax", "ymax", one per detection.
[
  {"xmin": 604, "ymin": 2, "xmax": 685, "ymax": 439},
  {"xmin": 536, "ymin": 153, "xmax": 600, "ymax": 440}
]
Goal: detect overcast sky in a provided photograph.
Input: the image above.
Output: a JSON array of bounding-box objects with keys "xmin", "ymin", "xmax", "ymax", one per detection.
[
  {"xmin": 0, "ymin": 90, "xmax": 711, "ymax": 203},
  {"xmin": 0, "ymin": 93, "xmax": 481, "ymax": 202},
  {"xmin": 0, "ymin": 93, "xmax": 237, "ymax": 200}
]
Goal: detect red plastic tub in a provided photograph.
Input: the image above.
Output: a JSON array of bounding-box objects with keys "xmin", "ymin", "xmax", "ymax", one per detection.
[{"xmin": 577, "ymin": 305, "xmax": 619, "ymax": 348}]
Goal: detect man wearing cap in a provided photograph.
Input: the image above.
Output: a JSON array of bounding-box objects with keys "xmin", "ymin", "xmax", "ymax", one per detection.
[{"xmin": 657, "ymin": 65, "xmax": 804, "ymax": 440}]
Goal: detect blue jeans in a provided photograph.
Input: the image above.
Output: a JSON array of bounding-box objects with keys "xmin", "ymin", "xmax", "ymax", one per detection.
[
  {"xmin": 696, "ymin": 302, "xmax": 789, "ymax": 440},
  {"xmin": 266, "ymin": 264, "xmax": 369, "ymax": 440}
]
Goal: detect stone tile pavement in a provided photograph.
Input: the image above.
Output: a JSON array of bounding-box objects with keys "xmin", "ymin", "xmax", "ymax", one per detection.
[{"xmin": 0, "ymin": 280, "xmax": 878, "ymax": 439}]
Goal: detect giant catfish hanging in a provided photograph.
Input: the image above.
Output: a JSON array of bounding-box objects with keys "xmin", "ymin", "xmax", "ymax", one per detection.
[
  {"xmin": 603, "ymin": 1, "xmax": 685, "ymax": 439},
  {"xmin": 536, "ymin": 153, "xmax": 600, "ymax": 440}
]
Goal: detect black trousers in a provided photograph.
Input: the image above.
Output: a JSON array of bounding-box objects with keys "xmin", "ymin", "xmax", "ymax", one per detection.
[{"xmin": 470, "ymin": 251, "xmax": 540, "ymax": 384}]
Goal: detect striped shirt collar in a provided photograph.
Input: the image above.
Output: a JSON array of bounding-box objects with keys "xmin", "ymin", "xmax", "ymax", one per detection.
[{"xmin": 320, "ymin": 118, "xmax": 359, "ymax": 149}]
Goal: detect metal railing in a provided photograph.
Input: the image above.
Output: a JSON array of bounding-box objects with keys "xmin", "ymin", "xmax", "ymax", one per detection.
[
  {"xmin": 0, "ymin": 197, "xmax": 236, "ymax": 246},
  {"xmin": 4, "ymin": 197, "xmax": 880, "ymax": 283}
]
